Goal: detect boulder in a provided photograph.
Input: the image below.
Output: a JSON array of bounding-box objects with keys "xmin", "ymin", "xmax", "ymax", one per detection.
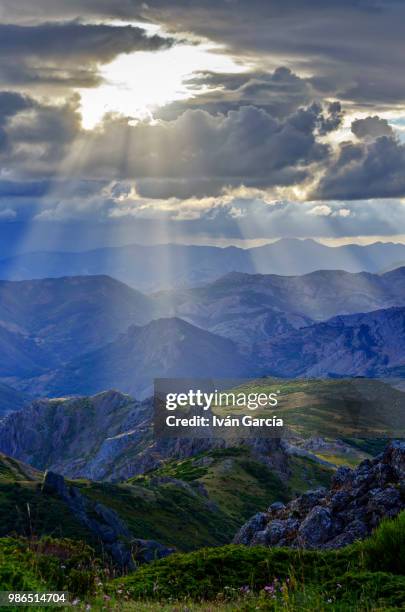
[
  {"xmin": 297, "ymin": 506, "xmax": 334, "ymax": 547},
  {"xmin": 233, "ymin": 441, "xmax": 405, "ymax": 550}
]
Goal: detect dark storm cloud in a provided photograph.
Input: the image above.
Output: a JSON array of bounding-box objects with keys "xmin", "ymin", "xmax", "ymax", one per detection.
[
  {"xmin": 0, "ymin": 91, "xmax": 340, "ymax": 197},
  {"xmin": 314, "ymin": 135, "xmax": 405, "ymax": 200},
  {"xmin": 110, "ymin": 0, "xmax": 405, "ymax": 107},
  {"xmin": 0, "ymin": 92, "xmax": 33, "ymax": 123},
  {"xmin": 73, "ymin": 104, "xmax": 331, "ymax": 198},
  {"xmin": 2, "ymin": 0, "xmax": 405, "ymax": 105},
  {"xmin": 351, "ymin": 116, "xmax": 394, "ymax": 140},
  {"xmin": 1, "ymin": 0, "xmax": 405, "ymax": 220},
  {"xmin": 0, "ymin": 0, "xmax": 144, "ymax": 23},
  {"xmin": 0, "ymin": 94, "xmax": 82, "ymax": 173},
  {"xmin": 0, "ymin": 91, "xmax": 33, "ymax": 151},
  {"xmin": 0, "ymin": 22, "xmax": 172, "ymax": 88},
  {"xmin": 0, "ymin": 22, "xmax": 170, "ymax": 59},
  {"xmin": 158, "ymin": 67, "xmax": 316, "ymax": 120}
]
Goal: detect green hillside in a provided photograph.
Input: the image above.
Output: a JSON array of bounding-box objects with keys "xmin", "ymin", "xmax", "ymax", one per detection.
[
  {"xmin": 1, "ymin": 512, "xmax": 404, "ymax": 610},
  {"xmin": 0, "ymin": 448, "xmax": 333, "ymax": 552},
  {"xmin": 210, "ymin": 377, "xmax": 405, "ymax": 439}
]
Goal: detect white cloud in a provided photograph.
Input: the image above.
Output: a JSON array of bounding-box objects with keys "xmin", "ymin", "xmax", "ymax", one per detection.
[
  {"xmin": 0, "ymin": 207, "xmax": 16, "ymax": 219},
  {"xmin": 308, "ymin": 204, "xmax": 332, "ymax": 216}
]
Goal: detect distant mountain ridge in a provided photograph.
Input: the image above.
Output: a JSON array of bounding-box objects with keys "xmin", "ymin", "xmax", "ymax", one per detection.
[
  {"xmin": 257, "ymin": 306, "xmax": 405, "ymax": 378},
  {"xmin": 0, "ymin": 268, "xmax": 403, "ymax": 399},
  {"xmin": 0, "ymin": 275, "xmax": 154, "ymax": 382},
  {"xmin": 156, "ymin": 267, "xmax": 405, "ymax": 338},
  {"xmin": 44, "ymin": 317, "xmax": 251, "ymax": 399},
  {"xmin": 1, "ymin": 238, "xmax": 405, "ymax": 290},
  {"xmin": 43, "ymin": 306, "xmax": 405, "ymax": 398}
]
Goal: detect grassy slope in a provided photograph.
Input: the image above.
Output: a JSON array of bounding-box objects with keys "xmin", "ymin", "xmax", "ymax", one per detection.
[
  {"xmin": 0, "ymin": 513, "xmax": 403, "ymax": 611},
  {"xmin": 0, "ymin": 450, "xmax": 403, "ymax": 610},
  {"xmin": 0, "ymin": 448, "xmax": 333, "ymax": 552},
  {"xmin": 211, "ymin": 378, "xmax": 405, "ymax": 440},
  {"xmin": 107, "ymin": 512, "xmax": 405, "ymax": 610}
]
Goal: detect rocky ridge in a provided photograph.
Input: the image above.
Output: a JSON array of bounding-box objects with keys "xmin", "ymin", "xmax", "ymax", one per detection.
[
  {"xmin": 42, "ymin": 471, "xmax": 175, "ymax": 569},
  {"xmin": 234, "ymin": 440, "xmax": 405, "ymax": 549}
]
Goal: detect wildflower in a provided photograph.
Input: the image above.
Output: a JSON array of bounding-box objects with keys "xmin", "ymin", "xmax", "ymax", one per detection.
[
  {"xmin": 264, "ymin": 585, "xmax": 275, "ymax": 594},
  {"xmin": 103, "ymin": 595, "xmax": 111, "ymax": 601},
  {"xmin": 240, "ymin": 585, "xmax": 250, "ymax": 594},
  {"xmin": 336, "ymin": 583, "xmax": 342, "ymax": 589},
  {"xmin": 71, "ymin": 599, "xmax": 80, "ymax": 606}
]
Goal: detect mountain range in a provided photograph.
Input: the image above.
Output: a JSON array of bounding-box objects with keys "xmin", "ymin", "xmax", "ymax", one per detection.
[
  {"xmin": 44, "ymin": 317, "xmax": 251, "ymax": 399},
  {"xmin": 257, "ymin": 306, "xmax": 405, "ymax": 378},
  {"xmin": 0, "ymin": 267, "xmax": 404, "ymax": 398},
  {"xmin": 0, "ymin": 380, "xmax": 401, "ymax": 485},
  {"xmin": 1, "ymin": 239, "xmax": 405, "ymax": 291},
  {"xmin": 156, "ymin": 267, "xmax": 405, "ymax": 342}
]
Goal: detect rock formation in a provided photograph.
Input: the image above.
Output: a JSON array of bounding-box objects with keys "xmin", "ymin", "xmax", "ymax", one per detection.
[
  {"xmin": 234, "ymin": 441, "xmax": 405, "ymax": 549},
  {"xmin": 42, "ymin": 470, "xmax": 175, "ymax": 569}
]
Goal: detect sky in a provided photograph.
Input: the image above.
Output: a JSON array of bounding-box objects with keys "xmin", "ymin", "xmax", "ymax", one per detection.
[{"xmin": 0, "ymin": 0, "xmax": 405, "ymax": 251}]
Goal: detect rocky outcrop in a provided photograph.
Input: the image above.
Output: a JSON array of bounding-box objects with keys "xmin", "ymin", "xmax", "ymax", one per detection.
[
  {"xmin": 0, "ymin": 390, "xmax": 285, "ymax": 481},
  {"xmin": 42, "ymin": 470, "xmax": 174, "ymax": 569},
  {"xmin": 234, "ymin": 441, "xmax": 405, "ymax": 549}
]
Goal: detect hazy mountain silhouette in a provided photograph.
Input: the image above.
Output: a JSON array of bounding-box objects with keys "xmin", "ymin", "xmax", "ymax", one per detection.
[{"xmin": 1, "ymin": 239, "xmax": 405, "ymax": 290}]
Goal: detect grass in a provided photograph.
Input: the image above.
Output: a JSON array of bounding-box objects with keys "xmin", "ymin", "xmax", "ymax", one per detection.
[
  {"xmin": 0, "ymin": 481, "xmax": 96, "ymax": 543},
  {"xmin": 0, "ymin": 511, "xmax": 403, "ymax": 611},
  {"xmin": 0, "ymin": 536, "xmax": 106, "ymax": 597},
  {"xmin": 0, "ymin": 448, "xmax": 334, "ymax": 556},
  {"xmin": 105, "ymin": 512, "xmax": 405, "ymax": 608}
]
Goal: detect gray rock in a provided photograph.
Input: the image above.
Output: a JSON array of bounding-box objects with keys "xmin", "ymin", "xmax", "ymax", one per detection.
[
  {"xmin": 384, "ymin": 440, "xmax": 405, "ymax": 480},
  {"xmin": 252, "ymin": 520, "xmax": 286, "ymax": 546},
  {"xmin": 330, "ymin": 490, "xmax": 351, "ymax": 512},
  {"xmin": 331, "ymin": 466, "xmax": 352, "ymax": 488},
  {"xmin": 368, "ymin": 487, "xmax": 401, "ymax": 512},
  {"xmin": 234, "ymin": 441, "xmax": 405, "ymax": 550},
  {"xmin": 297, "ymin": 506, "xmax": 334, "ymax": 547},
  {"xmin": 41, "ymin": 470, "xmax": 175, "ymax": 570},
  {"xmin": 233, "ymin": 512, "xmax": 268, "ymax": 545},
  {"xmin": 42, "ymin": 471, "xmax": 68, "ymax": 498},
  {"xmin": 94, "ymin": 503, "xmax": 132, "ymax": 540},
  {"xmin": 324, "ymin": 520, "xmax": 368, "ymax": 549},
  {"xmin": 268, "ymin": 501, "xmax": 286, "ymax": 513}
]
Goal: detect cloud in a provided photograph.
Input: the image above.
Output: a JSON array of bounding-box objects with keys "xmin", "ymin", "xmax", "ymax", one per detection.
[
  {"xmin": 351, "ymin": 115, "xmax": 394, "ymax": 140},
  {"xmin": 0, "ymin": 22, "xmax": 173, "ymax": 89},
  {"xmin": 314, "ymin": 135, "xmax": 405, "ymax": 200},
  {"xmin": 0, "ymin": 92, "xmax": 337, "ymax": 196},
  {"xmin": 308, "ymin": 204, "xmax": 332, "ymax": 216},
  {"xmin": 139, "ymin": 0, "xmax": 405, "ymax": 107},
  {"xmin": 0, "ymin": 0, "xmax": 405, "ymax": 239},
  {"xmin": 70, "ymin": 103, "xmax": 332, "ymax": 198},
  {"xmin": 0, "ymin": 207, "xmax": 16, "ymax": 219},
  {"xmin": 158, "ymin": 67, "xmax": 317, "ymax": 120},
  {"xmin": 2, "ymin": 0, "xmax": 405, "ymax": 107},
  {"xmin": 0, "ymin": 95, "xmax": 82, "ymax": 174},
  {"xmin": 0, "ymin": 91, "xmax": 33, "ymax": 151}
]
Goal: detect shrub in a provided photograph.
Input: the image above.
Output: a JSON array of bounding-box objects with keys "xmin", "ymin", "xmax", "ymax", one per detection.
[{"xmin": 362, "ymin": 510, "xmax": 405, "ymax": 574}]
